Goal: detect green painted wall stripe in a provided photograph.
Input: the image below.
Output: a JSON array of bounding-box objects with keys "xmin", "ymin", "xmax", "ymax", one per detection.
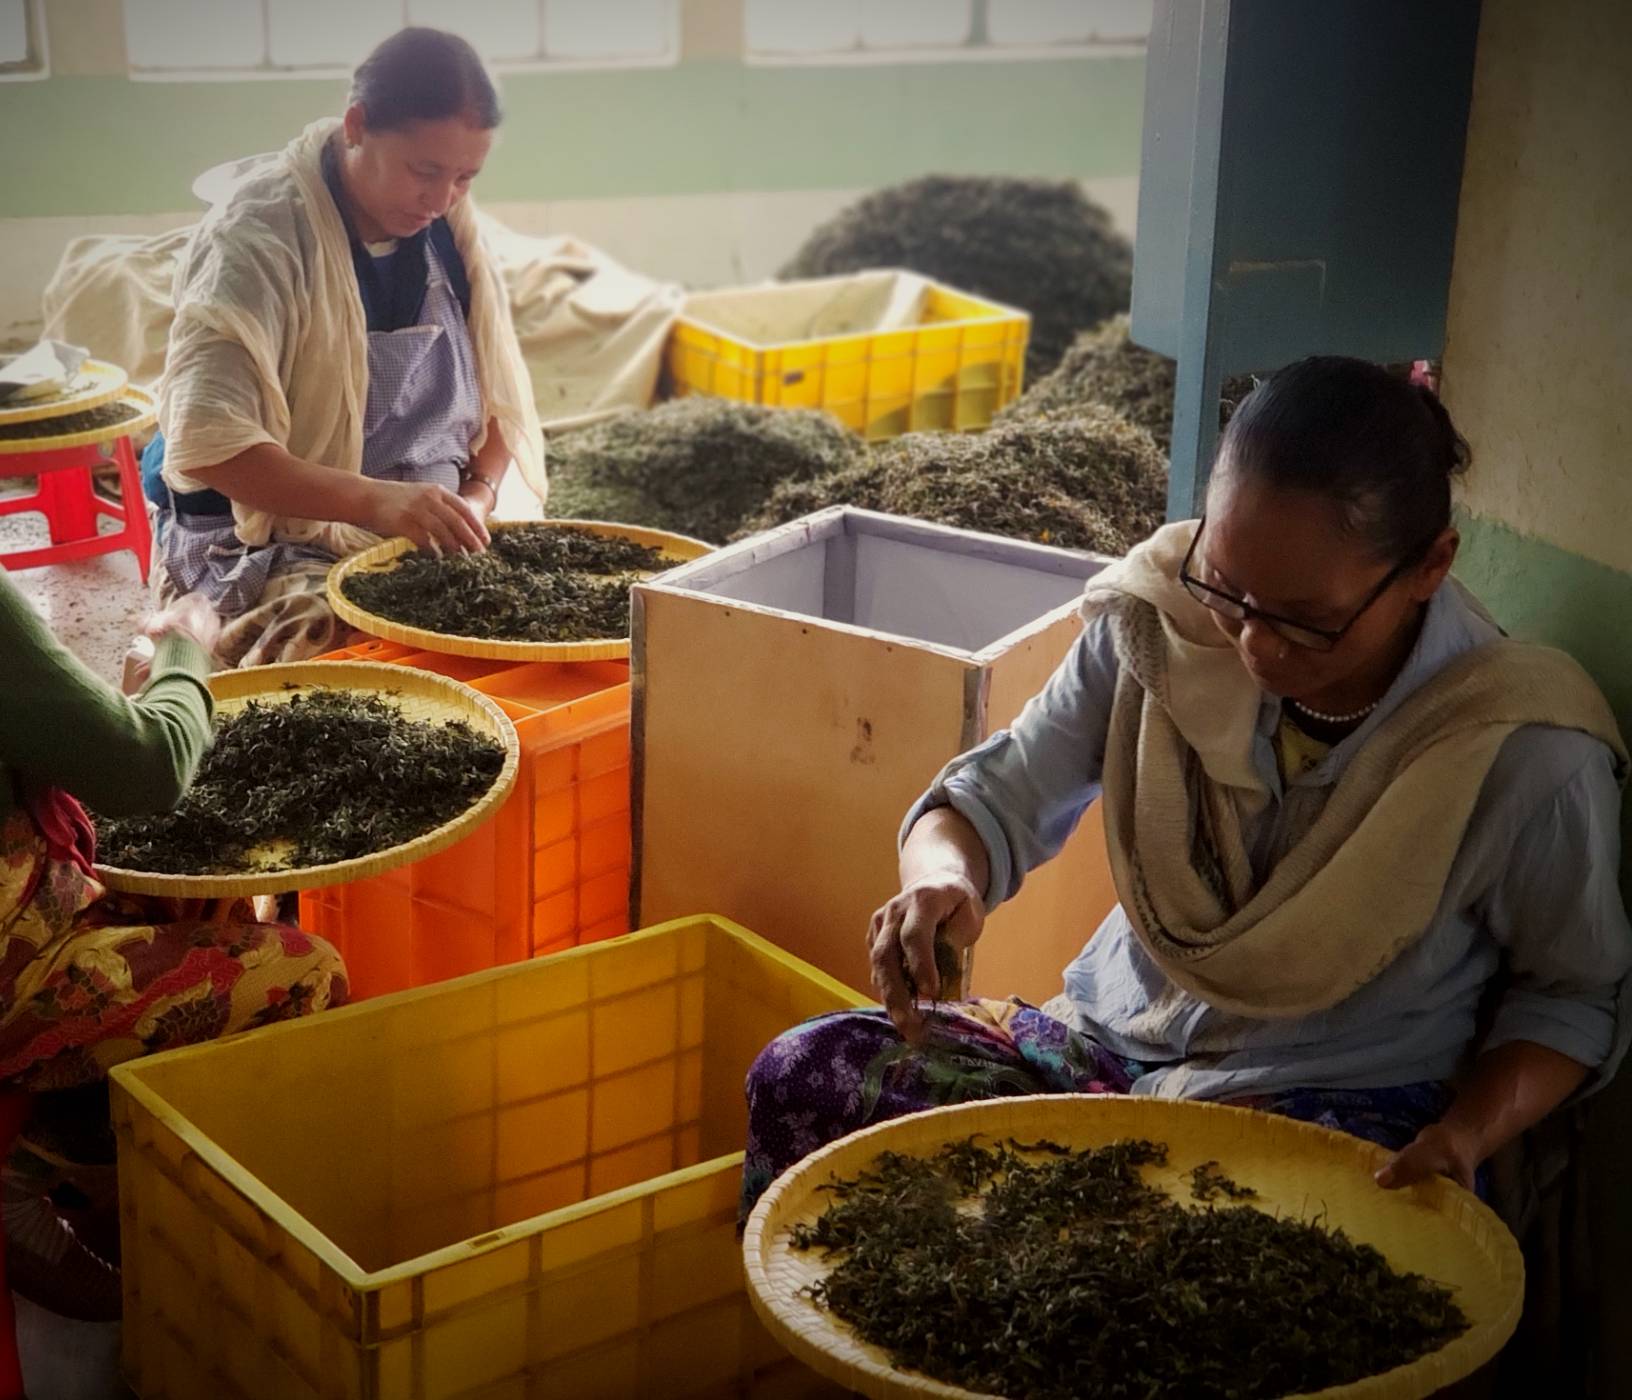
[
  {"xmin": 1456, "ymin": 510, "xmax": 1632, "ymax": 725},
  {"xmin": 0, "ymin": 57, "xmax": 1144, "ymax": 217},
  {"xmin": 1455, "ymin": 509, "xmax": 1632, "ymax": 893}
]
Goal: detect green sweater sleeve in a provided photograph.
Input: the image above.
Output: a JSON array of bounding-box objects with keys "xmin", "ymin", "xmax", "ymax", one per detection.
[{"xmin": 0, "ymin": 573, "xmax": 214, "ymax": 817}]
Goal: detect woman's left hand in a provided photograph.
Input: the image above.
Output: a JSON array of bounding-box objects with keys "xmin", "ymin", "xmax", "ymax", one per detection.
[{"xmin": 1375, "ymin": 1121, "xmax": 1482, "ymax": 1192}]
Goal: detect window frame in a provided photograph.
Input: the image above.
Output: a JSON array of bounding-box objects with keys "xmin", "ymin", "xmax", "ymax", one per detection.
[
  {"xmin": 123, "ymin": 0, "xmax": 679, "ymax": 81},
  {"xmin": 743, "ymin": 0, "xmax": 1147, "ymax": 68},
  {"xmin": 0, "ymin": 0, "xmax": 49, "ymax": 82}
]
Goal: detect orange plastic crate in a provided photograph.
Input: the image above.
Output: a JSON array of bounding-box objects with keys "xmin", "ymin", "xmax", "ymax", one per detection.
[{"xmin": 300, "ymin": 642, "xmax": 634, "ymax": 999}]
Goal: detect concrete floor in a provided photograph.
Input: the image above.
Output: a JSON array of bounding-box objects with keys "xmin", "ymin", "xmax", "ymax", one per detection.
[{"xmin": 2, "ymin": 476, "xmax": 147, "ymax": 682}]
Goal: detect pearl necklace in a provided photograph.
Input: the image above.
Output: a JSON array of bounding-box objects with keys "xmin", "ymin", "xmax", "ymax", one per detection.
[{"xmin": 1290, "ymin": 697, "xmax": 1379, "ymax": 726}]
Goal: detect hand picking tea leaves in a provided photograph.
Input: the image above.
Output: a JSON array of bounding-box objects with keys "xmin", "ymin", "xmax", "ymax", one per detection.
[
  {"xmin": 94, "ymin": 690, "xmax": 505, "ymax": 875},
  {"xmin": 789, "ymin": 1136, "xmax": 1469, "ymax": 1399},
  {"xmin": 341, "ymin": 523, "xmax": 680, "ymax": 643}
]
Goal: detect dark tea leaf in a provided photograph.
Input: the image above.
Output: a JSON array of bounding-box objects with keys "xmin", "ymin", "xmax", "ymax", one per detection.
[
  {"xmin": 341, "ymin": 524, "xmax": 678, "ymax": 643},
  {"xmin": 93, "ymin": 690, "xmax": 505, "ymax": 875},
  {"xmin": 790, "ymin": 1135, "xmax": 1470, "ymax": 1400}
]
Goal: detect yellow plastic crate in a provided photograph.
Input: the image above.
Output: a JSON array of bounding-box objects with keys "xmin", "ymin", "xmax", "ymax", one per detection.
[
  {"xmin": 667, "ymin": 271, "xmax": 1030, "ymax": 440},
  {"xmin": 111, "ymin": 915, "xmax": 870, "ymax": 1400}
]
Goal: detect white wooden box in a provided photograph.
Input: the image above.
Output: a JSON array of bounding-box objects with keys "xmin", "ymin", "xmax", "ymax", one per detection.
[{"xmin": 631, "ymin": 508, "xmax": 1119, "ymax": 1000}]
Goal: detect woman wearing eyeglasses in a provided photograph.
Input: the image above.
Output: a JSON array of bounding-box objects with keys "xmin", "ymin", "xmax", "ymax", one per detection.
[{"xmin": 740, "ymin": 355, "xmax": 1629, "ymax": 1215}]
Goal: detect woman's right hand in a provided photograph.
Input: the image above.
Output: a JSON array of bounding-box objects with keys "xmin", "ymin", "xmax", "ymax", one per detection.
[
  {"xmin": 142, "ymin": 592, "xmax": 222, "ymax": 655},
  {"xmin": 365, "ymin": 479, "xmax": 490, "ymax": 555},
  {"xmin": 867, "ymin": 872, "xmax": 986, "ymax": 1043}
]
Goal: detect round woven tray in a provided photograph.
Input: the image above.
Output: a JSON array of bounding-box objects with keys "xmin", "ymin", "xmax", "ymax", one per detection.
[
  {"xmin": 744, "ymin": 1095, "xmax": 1523, "ymax": 1400},
  {"xmin": 0, "ymin": 358, "xmax": 128, "ymax": 428},
  {"xmin": 0, "ymin": 386, "xmax": 157, "ymax": 456},
  {"xmin": 94, "ymin": 661, "xmax": 520, "ymax": 899},
  {"xmin": 326, "ymin": 518, "xmax": 713, "ymax": 662}
]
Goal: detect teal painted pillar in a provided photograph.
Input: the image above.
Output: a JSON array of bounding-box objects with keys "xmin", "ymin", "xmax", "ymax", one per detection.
[{"xmin": 1132, "ymin": 0, "xmax": 1483, "ymax": 518}]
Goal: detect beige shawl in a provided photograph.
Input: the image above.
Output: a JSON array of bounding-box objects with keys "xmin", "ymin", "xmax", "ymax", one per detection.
[
  {"xmin": 1086, "ymin": 521, "xmax": 1628, "ymax": 1019},
  {"xmin": 159, "ymin": 119, "xmax": 544, "ymax": 554}
]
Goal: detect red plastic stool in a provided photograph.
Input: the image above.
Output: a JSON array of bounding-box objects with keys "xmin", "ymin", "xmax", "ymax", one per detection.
[
  {"xmin": 0, "ymin": 1091, "xmax": 36, "ymax": 1400},
  {"xmin": 0, "ymin": 432, "xmax": 152, "ymax": 585}
]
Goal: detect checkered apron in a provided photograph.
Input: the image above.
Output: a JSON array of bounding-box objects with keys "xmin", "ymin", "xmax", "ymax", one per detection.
[{"xmin": 156, "ymin": 238, "xmax": 483, "ymax": 617}]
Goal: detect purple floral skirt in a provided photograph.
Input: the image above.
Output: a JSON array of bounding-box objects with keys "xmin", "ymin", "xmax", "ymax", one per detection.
[{"xmin": 741, "ymin": 999, "xmax": 1461, "ymax": 1220}]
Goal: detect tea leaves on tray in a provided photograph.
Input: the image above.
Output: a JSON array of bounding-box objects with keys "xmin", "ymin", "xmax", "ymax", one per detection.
[
  {"xmin": 789, "ymin": 1135, "xmax": 1469, "ymax": 1400},
  {"xmin": 93, "ymin": 690, "xmax": 505, "ymax": 876},
  {"xmin": 0, "ymin": 398, "xmax": 147, "ymax": 441},
  {"xmin": 341, "ymin": 523, "xmax": 676, "ymax": 643}
]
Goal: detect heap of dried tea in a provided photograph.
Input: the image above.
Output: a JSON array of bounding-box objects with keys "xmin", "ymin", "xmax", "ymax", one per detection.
[
  {"xmin": 94, "ymin": 690, "xmax": 505, "ymax": 875},
  {"xmin": 739, "ymin": 409, "xmax": 1168, "ymax": 555},
  {"xmin": 341, "ymin": 523, "xmax": 677, "ymax": 642},
  {"xmin": 790, "ymin": 1135, "xmax": 1469, "ymax": 1400},
  {"xmin": 780, "ymin": 176, "xmax": 1133, "ymax": 380},
  {"xmin": 546, "ymin": 398, "xmax": 865, "ymax": 543},
  {"xmin": 997, "ymin": 314, "xmax": 1261, "ymax": 455}
]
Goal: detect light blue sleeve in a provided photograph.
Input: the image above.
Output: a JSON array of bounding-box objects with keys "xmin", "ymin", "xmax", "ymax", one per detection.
[
  {"xmin": 899, "ymin": 616, "xmax": 1120, "ymax": 911},
  {"xmin": 1481, "ymin": 738, "xmax": 1632, "ymax": 1091}
]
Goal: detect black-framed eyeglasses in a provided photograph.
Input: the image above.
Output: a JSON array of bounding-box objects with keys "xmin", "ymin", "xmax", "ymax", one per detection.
[{"xmin": 1178, "ymin": 519, "xmax": 1411, "ymax": 654}]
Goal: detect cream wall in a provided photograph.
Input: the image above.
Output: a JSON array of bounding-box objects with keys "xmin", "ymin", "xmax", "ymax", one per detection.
[
  {"xmin": 1439, "ymin": 2, "xmax": 1632, "ymax": 1392},
  {"xmin": 1443, "ymin": 0, "xmax": 1632, "ymax": 574},
  {"xmin": 0, "ymin": 0, "xmax": 1142, "ymax": 347}
]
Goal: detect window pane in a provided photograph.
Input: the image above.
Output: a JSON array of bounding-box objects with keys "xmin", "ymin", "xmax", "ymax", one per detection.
[
  {"xmin": 987, "ymin": 0, "xmax": 1153, "ymax": 46},
  {"xmin": 0, "ymin": 0, "xmax": 28, "ymax": 65},
  {"xmin": 409, "ymin": 0, "xmax": 540, "ymax": 61},
  {"xmin": 858, "ymin": 0, "xmax": 971, "ymax": 50},
  {"xmin": 124, "ymin": 0, "xmax": 265, "ymax": 70},
  {"xmin": 745, "ymin": 0, "xmax": 859, "ymax": 55},
  {"xmin": 268, "ymin": 0, "xmax": 400, "ymax": 69},
  {"xmin": 543, "ymin": 0, "xmax": 672, "ymax": 59}
]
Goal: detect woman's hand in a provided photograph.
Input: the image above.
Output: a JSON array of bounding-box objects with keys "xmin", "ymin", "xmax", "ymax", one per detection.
[
  {"xmin": 1375, "ymin": 1042, "xmax": 1588, "ymax": 1194},
  {"xmin": 866, "ymin": 872, "xmax": 986, "ymax": 1043},
  {"xmin": 1375, "ymin": 1121, "xmax": 1482, "ymax": 1192},
  {"xmin": 142, "ymin": 592, "xmax": 222, "ymax": 655},
  {"xmin": 365, "ymin": 479, "xmax": 490, "ymax": 555}
]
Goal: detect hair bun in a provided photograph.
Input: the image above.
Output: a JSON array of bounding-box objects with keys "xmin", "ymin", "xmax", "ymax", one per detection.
[{"xmin": 1415, "ymin": 385, "xmax": 1471, "ymax": 479}]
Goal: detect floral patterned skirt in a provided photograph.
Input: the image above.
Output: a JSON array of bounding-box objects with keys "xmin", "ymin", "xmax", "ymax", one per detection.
[
  {"xmin": 740, "ymin": 1000, "xmax": 1458, "ymax": 1220},
  {"xmin": 0, "ymin": 806, "xmax": 346, "ymax": 1092}
]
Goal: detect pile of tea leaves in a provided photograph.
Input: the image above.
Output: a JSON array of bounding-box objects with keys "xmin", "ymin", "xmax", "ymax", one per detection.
[
  {"xmin": 94, "ymin": 690, "xmax": 505, "ymax": 875},
  {"xmin": 341, "ymin": 523, "xmax": 678, "ymax": 642},
  {"xmin": 546, "ymin": 398, "xmax": 865, "ymax": 543},
  {"xmin": 789, "ymin": 1136, "xmax": 1469, "ymax": 1400},
  {"xmin": 997, "ymin": 314, "xmax": 1262, "ymax": 455},
  {"xmin": 738, "ymin": 409, "xmax": 1168, "ymax": 555},
  {"xmin": 780, "ymin": 176, "xmax": 1133, "ymax": 381}
]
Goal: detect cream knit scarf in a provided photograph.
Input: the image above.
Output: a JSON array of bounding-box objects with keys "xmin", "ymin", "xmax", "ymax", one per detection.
[{"xmin": 1086, "ymin": 521, "xmax": 1627, "ymax": 1019}]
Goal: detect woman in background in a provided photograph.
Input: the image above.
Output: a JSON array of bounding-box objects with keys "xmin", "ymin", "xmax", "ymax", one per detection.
[{"xmin": 141, "ymin": 27, "xmax": 542, "ymax": 668}]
